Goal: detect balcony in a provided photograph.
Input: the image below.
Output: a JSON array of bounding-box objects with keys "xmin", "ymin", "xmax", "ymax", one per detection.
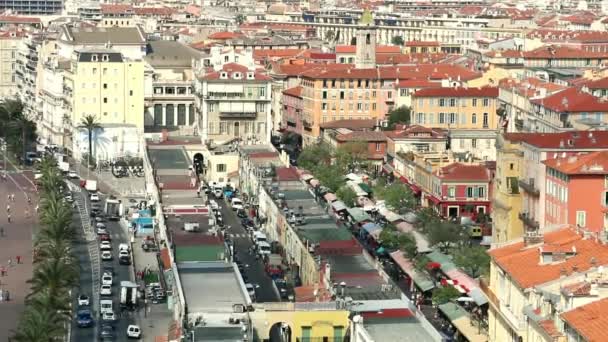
[
  {"xmin": 499, "ymin": 301, "xmax": 526, "ymax": 331},
  {"xmin": 303, "ymin": 120, "xmax": 312, "ymax": 128},
  {"xmin": 219, "ymin": 111, "xmax": 258, "ymax": 119},
  {"xmin": 518, "ymin": 212, "xmax": 539, "ymax": 229},
  {"xmin": 479, "ymin": 277, "xmax": 499, "ymax": 308},
  {"xmin": 518, "ymin": 178, "xmax": 540, "ymax": 197}
]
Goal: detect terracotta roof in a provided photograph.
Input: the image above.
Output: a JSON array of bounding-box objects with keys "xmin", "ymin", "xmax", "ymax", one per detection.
[
  {"xmin": 384, "ymin": 125, "xmax": 447, "ymax": 139},
  {"xmin": 582, "ymin": 77, "xmax": 608, "ymax": 89},
  {"xmin": 483, "ymin": 49, "xmax": 524, "ymax": 58},
  {"xmin": 294, "ymin": 63, "xmax": 480, "ymax": 81},
  {"xmin": 531, "ymin": 87, "xmax": 608, "ymax": 112},
  {"xmin": 159, "ymin": 248, "xmax": 171, "ymax": 271},
  {"xmin": 498, "ymin": 77, "xmax": 566, "ymax": 97},
  {"xmin": 276, "ymin": 167, "xmax": 300, "ymax": 181},
  {"xmin": 248, "ymin": 152, "xmax": 279, "ymax": 159},
  {"xmin": 561, "ymin": 281, "xmax": 592, "ymax": 297},
  {"xmin": 405, "ymin": 40, "xmax": 439, "ymax": 47},
  {"xmin": 133, "ymin": 7, "xmax": 175, "ymax": 16},
  {"xmin": 413, "ymin": 86, "xmax": 498, "ymax": 98},
  {"xmin": 561, "ymin": 297, "xmax": 608, "ymax": 342},
  {"xmin": 319, "ymin": 119, "xmax": 376, "ymax": 130},
  {"xmin": 100, "ymin": 4, "xmax": 133, "ymax": 14},
  {"xmin": 208, "ymin": 31, "xmax": 243, "ymax": 40},
  {"xmin": 524, "ymin": 46, "xmax": 608, "ymax": 59},
  {"xmin": 488, "ymin": 227, "xmax": 608, "ymax": 289},
  {"xmin": 436, "ymin": 163, "xmax": 491, "ymax": 182},
  {"xmin": 538, "ymin": 320, "xmax": 563, "ymax": 339},
  {"xmin": 253, "ymin": 49, "xmax": 305, "ymax": 60},
  {"xmin": 396, "ymin": 80, "xmax": 443, "ymax": 88},
  {"xmin": 0, "ymin": 15, "xmax": 41, "ymax": 24},
  {"xmin": 282, "ymin": 86, "xmax": 303, "ymax": 98},
  {"xmin": 308, "ymin": 52, "xmax": 336, "ymax": 60},
  {"xmin": 503, "ymin": 131, "xmax": 608, "ymax": 149},
  {"xmin": 336, "ymin": 131, "xmax": 387, "ymax": 143},
  {"xmin": 543, "ymin": 150, "xmax": 608, "ymax": 175},
  {"xmin": 335, "ymin": 45, "xmax": 401, "ymax": 54},
  {"xmin": 202, "ymin": 63, "xmax": 271, "ymax": 81},
  {"xmin": 376, "ymin": 53, "xmax": 449, "ymax": 65}
]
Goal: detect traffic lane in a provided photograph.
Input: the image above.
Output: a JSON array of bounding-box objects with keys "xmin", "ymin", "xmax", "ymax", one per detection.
[
  {"xmin": 219, "ymin": 200, "xmax": 279, "ymax": 303},
  {"xmin": 97, "ymin": 195, "xmax": 135, "ymax": 342},
  {"xmin": 71, "ymin": 208, "xmax": 95, "ymax": 342}
]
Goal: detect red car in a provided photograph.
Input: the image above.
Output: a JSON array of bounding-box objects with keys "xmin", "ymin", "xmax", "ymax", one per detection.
[{"xmin": 99, "ymin": 233, "xmax": 111, "ymax": 241}]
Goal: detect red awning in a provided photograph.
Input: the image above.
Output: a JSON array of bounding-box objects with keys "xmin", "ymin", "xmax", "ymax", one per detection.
[
  {"xmin": 399, "ymin": 176, "xmax": 410, "ymax": 184},
  {"xmin": 427, "ymin": 195, "xmax": 441, "ymax": 205},
  {"xmin": 409, "ymin": 183, "xmax": 422, "ymax": 194}
]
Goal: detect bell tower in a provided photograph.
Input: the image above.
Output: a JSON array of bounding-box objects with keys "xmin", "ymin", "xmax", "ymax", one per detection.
[{"xmin": 355, "ymin": 9, "xmax": 377, "ymax": 69}]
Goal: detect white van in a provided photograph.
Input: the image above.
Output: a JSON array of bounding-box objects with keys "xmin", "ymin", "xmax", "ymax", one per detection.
[
  {"xmin": 231, "ymin": 198, "xmax": 243, "ymax": 211},
  {"xmin": 118, "ymin": 243, "xmax": 130, "ymax": 252},
  {"xmin": 252, "ymin": 231, "xmax": 267, "ymax": 246},
  {"xmin": 257, "ymin": 241, "xmax": 271, "ymax": 255},
  {"xmin": 100, "ymin": 299, "xmax": 113, "ymax": 314}
]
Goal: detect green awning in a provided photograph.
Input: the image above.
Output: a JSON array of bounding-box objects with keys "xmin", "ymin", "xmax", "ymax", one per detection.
[
  {"xmin": 358, "ymin": 182, "xmax": 372, "ymax": 194},
  {"xmin": 426, "ymin": 250, "xmax": 457, "ymax": 272},
  {"xmin": 438, "ymin": 302, "xmax": 468, "ymax": 321},
  {"xmin": 411, "ymin": 272, "xmax": 436, "ymax": 292},
  {"xmin": 347, "ymin": 207, "xmax": 372, "ymax": 223}
]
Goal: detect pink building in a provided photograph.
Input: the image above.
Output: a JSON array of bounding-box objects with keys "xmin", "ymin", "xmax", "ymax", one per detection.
[
  {"xmin": 281, "ymin": 86, "xmax": 304, "ymax": 135},
  {"xmin": 543, "ymin": 150, "xmax": 608, "ymax": 232}
]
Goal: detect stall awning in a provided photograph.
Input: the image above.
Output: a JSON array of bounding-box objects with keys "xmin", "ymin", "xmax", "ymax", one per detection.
[
  {"xmin": 324, "ymin": 193, "xmax": 337, "ymax": 202},
  {"xmin": 468, "ymin": 287, "xmax": 489, "ymax": 306},
  {"xmin": 347, "ymin": 207, "xmax": 372, "ymax": 223},
  {"xmin": 301, "ymin": 174, "xmax": 314, "ymax": 181},
  {"xmin": 390, "ymin": 251, "xmax": 435, "ymax": 292},
  {"xmin": 382, "ymin": 164, "xmax": 395, "ymax": 174},
  {"xmin": 438, "ymin": 303, "xmax": 488, "ymax": 342},
  {"xmin": 427, "ymin": 194, "xmax": 442, "ymax": 205},
  {"xmin": 348, "ymin": 181, "xmax": 368, "ymax": 197},
  {"xmin": 332, "ymin": 200, "xmax": 347, "ymax": 212},
  {"xmin": 362, "ymin": 222, "xmax": 381, "ymax": 235},
  {"xmin": 358, "ymin": 182, "xmax": 372, "ymax": 194},
  {"xmin": 409, "ymin": 183, "xmax": 422, "ymax": 194},
  {"xmin": 309, "ymin": 179, "xmax": 320, "ymax": 187},
  {"xmin": 399, "ymin": 175, "xmax": 410, "ymax": 184},
  {"xmin": 395, "ymin": 222, "xmax": 431, "ymax": 253}
]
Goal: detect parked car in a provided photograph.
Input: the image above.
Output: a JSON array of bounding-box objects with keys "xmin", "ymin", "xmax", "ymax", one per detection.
[
  {"xmin": 101, "ymin": 251, "xmax": 113, "ymax": 260},
  {"xmin": 100, "ymin": 284, "xmax": 112, "ymax": 296},
  {"xmin": 67, "ymin": 170, "xmax": 79, "ymax": 179},
  {"xmin": 99, "ymin": 241, "xmax": 112, "ymax": 250},
  {"xmin": 101, "ymin": 311, "xmax": 116, "ymax": 322},
  {"xmin": 127, "ymin": 325, "xmax": 142, "ymax": 339},
  {"xmin": 99, "ymin": 324, "xmax": 116, "ymax": 340},
  {"xmin": 97, "ymin": 227, "xmax": 108, "ymax": 235},
  {"xmin": 90, "ymin": 193, "xmax": 100, "ymax": 202},
  {"xmin": 99, "ymin": 233, "xmax": 111, "ymax": 241},
  {"xmin": 237, "ymin": 209, "xmax": 248, "ymax": 218},
  {"xmin": 101, "ymin": 274, "xmax": 113, "ymax": 286}
]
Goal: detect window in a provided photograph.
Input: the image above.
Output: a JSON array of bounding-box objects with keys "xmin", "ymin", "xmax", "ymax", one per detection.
[
  {"xmin": 165, "ymin": 104, "xmax": 174, "ymax": 126},
  {"xmin": 472, "ymin": 98, "xmax": 478, "ymax": 106},
  {"xmin": 129, "ymin": 90, "xmax": 133, "ymax": 96},
  {"xmin": 103, "ymin": 68, "xmax": 107, "ymax": 75},
  {"xmin": 372, "ymin": 103, "xmax": 376, "ymax": 110},
  {"xmin": 376, "ymin": 143, "xmax": 382, "ymax": 151},
  {"xmin": 439, "ymin": 99, "xmax": 446, "ymax": 107},
  {"xmin": 466, "ymin": 186, "xmax": 473, "ymax": 198},
  {"xmin": 417, "ymin": 112, "xmax": 425, "ymax": 124},
  {"xmin": 103, "ymin": 97, "xmax": 108, "ymax": 104},
  {"xmin": 604, "ymin": 190, "xmax": 608, "ymax": 206},
  {"xmin": 448, "ymin": 187, "xmax": 455, "ymax": 198},
  {"xmin": 449, "ymin": 98, "xmax": 456, "ymax": 107},
  {"xmin": 483, "ymin": 113, "xmax": 489, "ymax": 128},
  {"xmin": 439, "ymin": 112, "xmax": 445, "ymax": 124},
  {"xmin": 103, "ymin": 83, "xmax": 107, "ymax": 89},
  {"xmin": 483, "ymin": 98, "xmax": 490, "ymax": 106},
  {"xmin": 322, "ymin": 91, "xmax": 327, "ymax": 99},
  {"xmin": 154, "ymin": 104, "xmax": 162, "ymax": 125},
  {"xmin": 322, "ymin": 103, "xmax": 328, "ymax": 110},
  {"xmin": 357, "ymin": 103, "xmax": 362, "ymax": 111},
  {"xmin": 340, "ymin": 91, "xmax": 344, "ymax": 99},
  {"xmin": 92, "ymin": 68, "xmax": 97, "ymax": 74},
  {"xmin": 177, "ymin": 104, "xmax": 186, "ymax": 125},
  {"xmin": 449, "ymin": 113, "xmax": 456, "ymax": 124},
  {"xmin": 472, "ymin": 138, "xmax": 477, "ymax": 148},
  {"xmin": 478, "ymin": 187, "xmax": 485, "ymax": 198},
  {"xmin": 510, "ymin": 163, "xmax": 514, "ymax": 170},
  {"xmin": 472, "ymin": 113, "xmax": 477, "ymax": 124},
  {"xmin": 576, "ymin": 211, "xmax": 586, "ymax": 227},
  {"xmin": 216, "ymin": 164, "xmax": 226, "ymax": 172}
]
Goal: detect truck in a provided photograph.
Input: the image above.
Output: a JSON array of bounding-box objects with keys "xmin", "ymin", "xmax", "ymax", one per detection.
[
  {"xmin": 84, "ymin": 180, "xmax": 97, "ymax": 192},
  {"xmin": 184, "ymin": 222, "xmax": 200, "ymax": 232},
  {"xmin": 104, "ymin": 198, "xmax": 122, "ymax": 221},
  {"xmin": 120, "ymin": 281, "xmax": 138, "ymax": 311},
  {"xmin": 99, "ymin": 299, "xmax": 113, "ymax": 314}
]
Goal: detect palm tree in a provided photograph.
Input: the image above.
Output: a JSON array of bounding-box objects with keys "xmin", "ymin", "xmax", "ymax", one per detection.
[
  {"xmin": 27, "ymin": 288, "xmax": 73, "ymax": 319},
  {"xmin": 12, "ymin": 306, "xmax": 66, "ymax": 342},
  {"xmin": 0, "ymin": 99, "xmax": 35, "ymax": 163},
  {"xmin": 78, "ymin": 115, "xmax": 101, "ymax": 170},
  {"xmin": 27, "ymin": 258, "xmax": 77, "ymax": 298}
]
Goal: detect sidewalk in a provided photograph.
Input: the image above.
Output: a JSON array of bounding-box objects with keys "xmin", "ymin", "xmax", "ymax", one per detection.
[{"xmin": 70, "ymin": 160, "xmax": 145, "ymax": 197}]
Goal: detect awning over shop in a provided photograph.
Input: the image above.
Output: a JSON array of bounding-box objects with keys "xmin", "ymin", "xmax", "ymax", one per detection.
[
  {"xmin": 358, "ymin": 182, "xmax": 372, "ymax": 194},
  {"xmin": 301, "ymin": 174, "xmax": 314, "ymax": 181},
  {"xmin": 309, "ymin": 179, "xmax": 320, "ymax": 187},
  {"xmin": 382, "ymin": 210, "xmax": 403, "ymax": 223},
  {"xmin": 427, "ymin": 194, "xmax": 442, "ymax": 205},
  {"xmin": 347, "ymin": 207, "xmax": 372, "ymax": 223},
  {"xmin": 382, "ymin": 163, "xmax": 395, "ymax": 174},
  {"xmin": 409, "ymin": 183, "xmax": 422, "ymax": 195},
  {"xmin": 348, "ymin": 181, "xmax": 368, "ymax": 197},
  {"xmin": 438, "ymin": 303, "xmax": 488, "ymax": 342},
  {"xmin": 332, "ymin": 200, "xmax": 347, "ymax": 212},
  {"xmin": 362, "ymin": 222, "xmax": 382, "ymax": 235},
  {"xmin": 345, "ymin": 173, "xmax": 362, "ymax": 182},
  {"xmin": 399, "ymin": 176, "xmax": 410, "ymax": 184},
  {"xmin": 390, "ymin": 251, "xmax": 435, "ymax": 292},
  {"xmin": 468, "ymin": 287, "xmax": 489, "ymax": 306},
  {"xmin": 395, "ymin": 222, "xmax": 431, "ymax": 253},
  {"xmin": 427, "ymin": 251, "xmax": 488, "ymax": 304},
  {"xmin": 324, "ymin": 193, "xmax": 337, "ymax": 202}
]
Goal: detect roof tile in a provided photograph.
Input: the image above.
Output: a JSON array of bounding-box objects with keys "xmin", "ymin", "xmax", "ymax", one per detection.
[{"xmin": 561, "ymin": 297, "xmax": 608, "ymax": 342}]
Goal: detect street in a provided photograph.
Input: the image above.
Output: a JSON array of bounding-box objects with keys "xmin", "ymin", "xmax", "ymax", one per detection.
[
  {"xmin": 70, "ymin": 181, "xmax": 137, "ymax": 342},
  {"xmin": 217, "ymin": 197, "xmax": 280, "ymax": 303}
]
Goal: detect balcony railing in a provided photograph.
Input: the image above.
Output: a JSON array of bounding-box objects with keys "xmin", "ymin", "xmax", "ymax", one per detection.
[
  {"xmin": 518, "ymin": 178, "xmax": 540, "ymax": 196},
  {"xmin": 219, "ymin": 111, "xmax": 258, "ymax": 119},
  {"xmin": 479, "ymin": 277, "xmax": 499, "ymax": 308},
  {"xmin": 518, "ymin": 212, "xmax": 540, "ymax": 229},
  {"xmin": 500, "ymin": 301, "xmax": 526, "ymax": 331}
]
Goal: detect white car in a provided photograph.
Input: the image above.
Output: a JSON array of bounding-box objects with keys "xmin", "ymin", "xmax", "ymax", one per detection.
[
  {"xmin": 90, "ymin": 193, "xmax": 100, "ymax": 202},
  {"xmin": 67, "ymin": 171, "xmax": 79, "ymax": 179},
  {"xmin": 78, "ymin": 294, "xmax": 90, "ymax": 306},
  {"xmin": 99, "ymin": 241, "xmax": 112, "ymax": 250},
  {"xmin": 245, "ymin": 283, "xmax": 256, "ymax": 300},
  {"xmin": 119, "ymin": 250, "xmax": 130, "ymax": 259},
  {"xmin": 101, "ymin": 274, "xmax": 113, "ymax": 286},
  {"xmin": 100, "ymin": 284, "xmax": 112, "ymax": 296},
  {"xmin": 127, "ymin": 325, "xmax": 141, "ymax": 339},
  {"xmin": 101, "ymin": 311, "xmax": 116, "ymax": 322},
  {"xmin": 101, "ymin": 250, "xmax": 113, "ymax": 260},
  {"xmin": 96, "ymin": 222, "xmax": 106, "ymax": 229},
  {"xmin": 209, "ymin": 200, "xmax": 219, "ymax": 210},
  {"xmin": 97, "ymin": 227, "xmax": 108, "ymax": 235}
]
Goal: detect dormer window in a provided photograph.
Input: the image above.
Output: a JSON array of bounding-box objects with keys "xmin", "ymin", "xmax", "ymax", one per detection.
[
  {"xmin": 246, "ymin": 72, "xmax": 255, "ymax": 80},
  {"xmin": 91, "ymin": 54, "xmax": 98, "ymax": 62},
  {"xmin": 233, "ymin": 72, "xmax": 241, "ymax": 79},
  {"xmin": 102, "ymin": 54, "xmax": 109, "ymax": 62},
  {"xmin": 220, "ymin": 72, "xmax": 228, "ymax": 79}
]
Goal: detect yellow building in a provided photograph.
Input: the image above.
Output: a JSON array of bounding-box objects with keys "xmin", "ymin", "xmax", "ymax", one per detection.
[
  {"xmin": 251, "ymin": 303, "xmax": 350, "ymax": 342},
  {"xmin": 491, "ymin": 132, "xmax": 524, "ymax": 244},
  {"xmin": 0, "ymin": 30, "xmax": 23, "ymax": 98},
  {"xmin": 66, "ymin": 49, "xmax": 144, "ymax": 128},
  {"xmin": 411, "ymin": 86, "xmax": 500, "ymax": 160}
]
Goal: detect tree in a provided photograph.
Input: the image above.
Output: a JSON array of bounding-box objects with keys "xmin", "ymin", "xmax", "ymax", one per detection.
[
  {"xmin": 415, "ymin": 207, "xmax": 441, "ymax": 233},
  {"xmin": 235, "ymin": 13, "xmax": 245, "ymax": 25},
  {"xmin": 325, "ymin": 30, "xmax": 335, "ymax": 42},
  {"xmin": 335, "ymin": 142, "xmax": 369, "ymax": 173},
  {"xmin": 378, "ymin": 224, "xmax": 417, "ymax": 258},
  {"xmin": 315, "ymin": 164, "xmax": 345, "ymax": 192},
  {"xmin": 453, "ymin": 246, "xmax": 490, "ymax": 278},
  {"xmin": 385, "ymin": 106, "xmax": 411, "ymax": 130},
  {"xmin": 297, "ymin": 143, "xmax": 332, "ymax": 171},
  {"xmin": 12, "ymin": 306, "xmax": 66, "ymax": 342},
  {"xmin": 432, "ymin": 285, "xmax": 461, "ymax": 305},
  {"xmin": 336, "ymin": 185, "xmax": 357, "ymax": 208},
  {"xmin": 380, "ymin": 183, "xmax": 415, "ymax": 213},
  {"xmin": 391, "ymin": 36, "xmax": 405, "ymax": 46},
  {"xmin": 79, "ymin": 115, "xmax": 102, "ymax": 170},
  {"xmin": 427, "ymin": 221, "xmax": 468, "ymax": 252},
  {"xmin": 0, "ymin": 100, "xmax": 36, "ymax": 162}
]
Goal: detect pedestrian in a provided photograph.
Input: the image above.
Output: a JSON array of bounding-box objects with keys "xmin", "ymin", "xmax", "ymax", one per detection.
[
  {"xmin": 10, "ymin": 193, "xmax": 14, "ymax": 202},
  {"xmin": 8, "ymin": 258, "xmax": 12, "ymax": 267},
  {"xmin": 0, "ymin": 289, "xmax": 3, "ymax": 302},
  {"xmin": 5, "ymin": 290, "xmax": 9, "ymax": 301},
  {"xmin": 0, "ymin": 266, "xmax": 5, "ymax": 276},
  {"xmin": 35, "ymin": 205, "xmax": 39, "ymax": 213},
  {"xmin": 25, "ymin": 208, "xmax": 29, "ymax": 218},
  {"xmin": 16, "ymin": 256, "xmax": 21, "ymax": 264},
  {"xmin": 7, "ymin": 214, "xmax": 10, "ymax": 223},
  {"xmin": 0, "ymin": 227, "xmax": 3, "ymax": 237},
  {"xmin": 6, "ymin": 204, "xmax": 9, "ymax": 213},
  {"xmin": 27, "ymin": 196, "xmax": 31, "ymax": 205}
]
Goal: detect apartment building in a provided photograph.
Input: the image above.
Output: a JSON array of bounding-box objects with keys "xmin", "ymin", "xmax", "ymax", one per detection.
[
  {"xmin": 491, "ymin": 131, "xmax": 608, "ymax": 243},
  {"xmin": 411, "ymin": 87, "xmax": 500, "ymax": 160},
  {"xmin": 0, "ymin": 0, "xmax": 62, "ymax": 15},
  {"xmin": 143, "ymin": 40, "xmax": 201, "ymax": 135},
  {"xmin": 385, "ymin": 125, "xmax": 448, "ymax": 156},
  {"xmin": 543, "ymin": 150, "xmax": 608, "ymax": 232},
  {"xmin": 0, "ymin": 30, "xmax": 23, "ymax": 99},
  {"xmin": 57, "ymin": 25, "xmax": 147, "ymax": 60},
  {"xmin": 523, "ymin": 45, "xmax": 608, "ymax": 69},
  {"xmin": 195, "ymin": 63, "xmax": 272, "ymax": 144},
  {"xmin": 281, "ymin": 86, "xmax": 303, "ymax": 135},
  {"xmin": 486, "ymin": 226, "xmax": 608, "ymax": 342}
]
